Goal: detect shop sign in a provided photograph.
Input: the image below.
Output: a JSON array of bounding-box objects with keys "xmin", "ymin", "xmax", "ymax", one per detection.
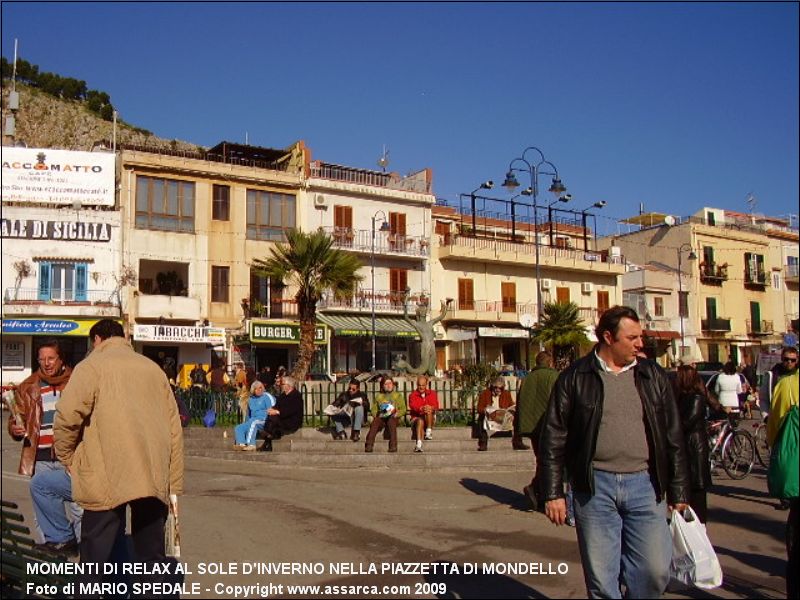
[
  {"xmin": 133, "ymin": 324, "xmax": 226, "ymax": 345},
  {"xmin": 2, "ymin": 341, "xmax": 25, "ymax": 369},
  {"xmin": 1, "ymin": 218, "xmax": 112, "ymax": 242},
  {"xmin": 2, "ymin": 147, "xmax": 115, "ymax": 206},
  {"xmin": 0, "ymin": 318, "xmax": 107, "ymax": 336},
  {"xmin": 249, "ymin": 321, "xmax": 327, "ymax": 345},
  {"xmin": 477, "ymin": 327, "xmax": 529, "ymax": 339}
]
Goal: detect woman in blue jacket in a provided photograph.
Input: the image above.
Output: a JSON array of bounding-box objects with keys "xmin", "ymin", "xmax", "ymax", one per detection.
[{"xmin": 234, "ymin": 381, "xmax": 274, "ymax": 450}]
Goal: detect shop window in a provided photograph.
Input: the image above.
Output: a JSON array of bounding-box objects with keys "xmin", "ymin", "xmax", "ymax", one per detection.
[{"xmin": 38, "ymin": 262, "xmax": 88, "ymax": 302}]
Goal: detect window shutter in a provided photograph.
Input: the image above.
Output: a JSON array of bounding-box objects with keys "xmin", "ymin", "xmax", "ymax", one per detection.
[
  {"xmin": 75, "ymin": 264, "xmax": 88, "ymax": 301},
  {"xmin": 38, "ymin": 263, "xmax": 51, "ymax": 301}
]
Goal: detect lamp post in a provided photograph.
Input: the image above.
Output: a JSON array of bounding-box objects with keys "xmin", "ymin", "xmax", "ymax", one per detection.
[
  {"xmin": 371, "ymin": 211, "xmax": 390, "ymax": 372},
  {"xmin": 509, "ymin": 187, "xmax": 532, "ymax": 241},
  {"xmin": 548, "ymin": 193, "xmax": 572, "ymax": 247},
  {"xmin": 502, "ymin": 147, "xmax": 566, "ymax": 322},
  {"xmin": 677, "ymin": 243, "xmax": 698, "ymax": 363},
  {"xmin": 470, "ymin": 181, "xmax": 493, "ymax": 235},
  {"xmin": 579, "ymin": 201, "xmax": 606, "ymax": 251}
]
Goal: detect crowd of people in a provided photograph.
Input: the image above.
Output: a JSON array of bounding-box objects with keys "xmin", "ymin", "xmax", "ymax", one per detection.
[{"xmin": 4, "ymin": 309, "xmax": 798, "ymax": 599}]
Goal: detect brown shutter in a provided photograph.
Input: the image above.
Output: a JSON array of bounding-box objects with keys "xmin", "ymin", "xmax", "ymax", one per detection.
[
  {"xmin": 458, "ymin": 278, "xmax": 474, "ymax": 310},
  {"xmin": 501, "ymin": 282, "xmax": 516, "ymax": 313},
  {"xmin": 556, "ymin": 286, "xmax": 570, "ymax": 304},
  {"xmin": 597, "ymin": 290, "xmax": 610, "ymax": 313}
]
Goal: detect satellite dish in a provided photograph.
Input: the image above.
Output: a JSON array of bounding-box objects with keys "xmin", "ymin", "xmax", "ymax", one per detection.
[
  {"xmin": 664, "ymin": 215, "xmax": 676, "ymax": 226},
  {"xmin": 519, "ymin": 313, "xmax": 535, "ymax": 329},
  {"xmin": 377, "ymin": 145, "xmax": 390, "ymax": 171}
]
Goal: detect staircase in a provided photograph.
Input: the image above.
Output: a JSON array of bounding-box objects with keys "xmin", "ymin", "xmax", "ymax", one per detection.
[{"xmin": 183, "ymin": 426, "xmax": 535, "ymax": 472}]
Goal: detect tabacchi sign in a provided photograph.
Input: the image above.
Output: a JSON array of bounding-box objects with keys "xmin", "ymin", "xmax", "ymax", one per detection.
[{"xmin": 1, "ymin": 147, "xmax": 115, "ymax": 207}]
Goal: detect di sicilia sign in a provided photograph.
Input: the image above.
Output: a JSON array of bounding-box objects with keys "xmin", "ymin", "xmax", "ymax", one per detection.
[{"xmin": 249, "ymin": 320, "xmax": 327, "ymax": 345}]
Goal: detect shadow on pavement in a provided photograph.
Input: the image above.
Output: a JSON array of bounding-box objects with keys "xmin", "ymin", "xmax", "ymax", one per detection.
[
  {"xmin": 707, "ymin": 505, "xmax": 785, "ymax": 545},
  {"xmin": 425, "ymin": 563, "xmax": 549, "ymax": 599},
  {"xmin": 714, "ymin": 544, "xmax": 785, "ymax": 578},
  {"xmin": 710, "ymin": 482, "xmax": 777, "ymax": 508},
  {"xmin": 458, "ymin": 478, "xmax": 531, "ymax": 512}
]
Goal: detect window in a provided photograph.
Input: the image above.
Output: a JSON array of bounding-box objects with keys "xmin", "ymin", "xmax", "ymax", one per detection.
[
  {"xmin": 458, "ymin": 278, "xmax": 474, "ymax": 310},
  {"xmin": 678, "ymin": 291, "xmax": 689, "ymax": 318},
  {"xmin": 389, "ymin": 212, "xmax": 406, "ymax": 236},
  {"xmin": 389, "ymin": 269, "xmax": 408, "ymax": 307},
  {"xmin": 772, "ymin": 272, "xmax": 782, "ymax": 290},
  {"xmin": 556, "ymin": 287, "xmax": 570, "ymax": 304},
  {"xmin": 211, "ymin": 266, "xmax": 229, "ymax": 303},
  {"xmin": 246, "ymin": 189, "xmax": 296, "ymax": 241},
  {"xmin": 744, "ymin": 253, "xmax": 766, "ymax": 284},
  {"xmin": 135, "ymin": 175, "xmax": 195, "ymax": 232},
  {"xmin": 708, "ymin": 343, "xmax": 720, "ymax": 363},
  {"xmin": 434, "ymin": 221, "xmax": 450, "ymax": 236},
  {"xmin": 597, "ymin": 290, "xmax": 610, "ymax": 313},
  {"xmin": 706, "ymin": 212, "xmax": 716, "ymax": 226},
  {"xmin": 654, "ymin": 297, "xmax": 664, "ymax": 317},
  {"xmin": 38, "ymin": 262, "xmax": 88, "ymax": 301},
  {"xmin": 501, "ymin": 282, "xmax": 516, "ymax": 313},
  {"xmin": 212, "ymin": 184, "xmax": 230, "ymax": 221},
  {"xmin": 334, "ymin": 205, "xmax": 353, "ymax": 230},
  {"xmin": 750, "ymin": 302, "xmax": 762, "ymax": 333}
]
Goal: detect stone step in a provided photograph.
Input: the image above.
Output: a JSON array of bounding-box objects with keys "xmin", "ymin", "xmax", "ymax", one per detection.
[
  {"xmin": 183, "ymin": 425, "xmax": 496, "ymax": 441},
  {"xmin": 184, "ymin": 437, "xmax": 528, "ymax": 454}
]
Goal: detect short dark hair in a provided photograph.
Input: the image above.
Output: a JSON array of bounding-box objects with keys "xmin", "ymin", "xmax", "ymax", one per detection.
[
  {"xmin": 348, "ymin": 380, "xmax": 361, "ymax": 389},
  {"xmin": 535, "ymin": 351, "xmax": 553, "ymax": 368},
  {"xmin": 89, "ymin": 319, "xmax": 124, "ymax": 341},
  {"xmin": 723, "ymin": 361, "xmax": 737, "ymax": 375},
  {"xmin": 595, "ymin": 306, "xmax": 640, "ymax": 344},
  {"xmin": 37, "ymin": 338, "xmax": 64, "ymax": 360},
  {"xmin": 781, "ymin": 346, "xmax": 798, "ymax": 358}
]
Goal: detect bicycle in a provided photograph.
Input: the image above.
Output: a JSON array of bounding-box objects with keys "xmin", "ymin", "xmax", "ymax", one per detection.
[
  {"xmin": 751, "ymin": 415, "xmax": 770, "ymax": 468},
  {"xmin": 707, "ymin": 413, "xmax": 756, "ymax": 479}
]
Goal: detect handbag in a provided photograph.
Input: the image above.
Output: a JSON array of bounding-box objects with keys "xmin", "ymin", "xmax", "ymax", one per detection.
[
  {"xmin": 202, "ymin": 408, "xmax": 216, "ymax": 428},
  {"xmin": 669, "ymin": 506, "xmax": 723, "ymax": 589},
  {"xmin": 767, "ymin": 405, "xmax": 799, "ymax": 499}
]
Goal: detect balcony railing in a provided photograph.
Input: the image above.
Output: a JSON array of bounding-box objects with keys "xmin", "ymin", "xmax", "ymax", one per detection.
[
  {"xmin": 318, "ymin": 289, "xmax": 430, "ymax": 314},
  {"xmin": 4, "ymin": 287, "xmax": 119, "ymax": 306},
  {"xmin": 699, "ymin": 262, "xmax": 728, "ymax": 284},
  {"xmin": 245, "ymin": 298, "xmax": 299, "ymax": 319},
  {"xmin": 785, "ymin": 264, "xmax": 799, "ymax": 282},
  {"xmin": 441, "ymin": 234, "xmax": 624, "ymax": 265},
  {"xmin": 323, "ymin": 226, "xmax": 430, "ymax": 257},
  {"xmin": 744, "ymin": 269, "xmax": 768, "ymax": 287},
  {"xmin": 701, "ymin": 318, "xmax": 732, "ymax": 332},
  {"xmin": 746, "ymin": 319, "xmax": 774, "ymax": 335}
]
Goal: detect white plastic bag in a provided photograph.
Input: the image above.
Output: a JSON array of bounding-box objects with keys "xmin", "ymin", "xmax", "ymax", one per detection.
[
  {"xmin": 165, "ymin": 494, "xmax": 181, "ymax": 558},
  {"xmin": 669, "ymin": 506, "xmax": 722, "ymax": 589}
]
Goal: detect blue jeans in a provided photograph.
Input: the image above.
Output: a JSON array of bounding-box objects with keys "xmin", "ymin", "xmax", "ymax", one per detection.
[
  {"xmin": 333, "ymin": 405, "xmax": 364, "ymax": 433},
  {"xmin": 235, "ymin": 418, "xmax": 266, "ymax": 446},
  {"xmin": 30, "ymin": 460, "xmax": 82, "ymax": 543},
  {"xmin": 573, "ymin": 469, "xmax": 671, "ymax": 599}
]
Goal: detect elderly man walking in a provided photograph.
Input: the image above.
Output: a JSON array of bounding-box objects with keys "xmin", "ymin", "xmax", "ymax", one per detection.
[
  {"xmin": 54, "ymin": 319, "xmax": 183, "ymax": 583},
  {"xmin": 540, "ymin": 306, "xmax": 689, "ymax": 598}
]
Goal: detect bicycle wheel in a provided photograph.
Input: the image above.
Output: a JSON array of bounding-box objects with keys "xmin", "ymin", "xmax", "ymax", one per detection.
[
  {"xmin": 753, "ymin": 423, "xmax": 770, "ymax": 468},
  {"xmin": 721, "ymin": 430, "xmax": 756, "ymax": 479}
]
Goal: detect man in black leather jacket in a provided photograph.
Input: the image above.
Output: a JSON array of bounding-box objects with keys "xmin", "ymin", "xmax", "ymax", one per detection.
[{"xmin": 540, "ymin": 306, "xmax": 689, "ymax": 598}]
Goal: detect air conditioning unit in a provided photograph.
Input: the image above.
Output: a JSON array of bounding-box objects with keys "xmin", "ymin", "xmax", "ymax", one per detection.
[
  {"xmin": 313, "ymin": 194, "xmax": 328, "ymax": 209},
  {"xmin": 540, "ymin": 278, "xmax": 553, "ymax": 290},
  {"xmin": 581, "ymin": 282, "xmax": 594, "ymax": 294}
]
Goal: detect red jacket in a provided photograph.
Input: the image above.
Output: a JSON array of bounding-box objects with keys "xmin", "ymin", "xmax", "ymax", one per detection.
[{"xmin": 408, "ymin": 389, "xmax": 439, "ymax": 418}]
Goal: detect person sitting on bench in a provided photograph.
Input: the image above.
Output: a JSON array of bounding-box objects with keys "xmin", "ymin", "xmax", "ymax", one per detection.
[{"xmin": 259, "ymin": 376, "xmax": 303, "ymax": 451}]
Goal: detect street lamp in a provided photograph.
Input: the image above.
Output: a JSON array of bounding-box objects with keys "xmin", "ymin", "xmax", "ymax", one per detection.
[
  {"xmin": 371, "ymin": 211, "xmax": 390, "ymax": 372},
  {"xmin": 677, "ymin": 243, "xmax": 698, "ymax": 363},
  {"xmin": 509, "ymin": 187, "xmax": 532, "ymax": 241},
  {"xmin": 548, "ymin": 193, "xmax": 572, "ymax": 247},
  {"xmin": 502, "ymin": 146, "xmax": 566, "ymax": 321},
  {"xmin": 579, "ymin": 201, "xmax": 606, "ymax": 251},
  {"xmin": 470, "ymin": 180, "xmax": 493, "ymax": 235}
]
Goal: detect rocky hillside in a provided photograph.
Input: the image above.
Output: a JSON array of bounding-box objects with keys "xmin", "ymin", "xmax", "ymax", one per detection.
[{"xmin": 1, "ymin": 82, "xmax": 202, "ymax": 152}]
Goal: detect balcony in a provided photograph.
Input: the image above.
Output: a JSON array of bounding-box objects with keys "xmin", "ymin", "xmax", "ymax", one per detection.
[
  {"xmin": 322, "ymin": 227, "xmax": 429, "ymax": 259},
  {"xmin": 243, "ymin": 298, "xmax": 299, "ymax": 319},
  {"xmin": 785, "ymin": 264, "xmax": 799, "ymax": 284},
  {"xmin": 318, "ymin": 289, "xmax": 430, "ymax": 315},
  {"xmin": 135, "ymin": 292, "xmax": 201, "ymax": 321},
  {"xmin": 439, "ymin": 235, "xmax": 625, "ymax": 274},
  {"xmin": 2, "ymin": 288, "xmax": 120, "ymax": 317},
  {"xmin": 699, "ymin": 262, "xmax": 728, "ymax": 285},
  {"xmin": 746, "ymin": 319, "xmax": 774, "ymax": 336},
  {"xmin": 448, "ymin": 299, "xmax": 536, "ymax": 323},
  {"xmin": 743, "ymin": 269, "xmax": 768, "ymax": 289},
  {"xmin": 701, "ymin": 318, "xmax": 732, "ymax": 332}
]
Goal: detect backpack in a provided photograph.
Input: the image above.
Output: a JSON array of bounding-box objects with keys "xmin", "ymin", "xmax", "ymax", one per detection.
[{"xmin": 767, "ymin": 405, "xmax": 799, "ymax": 499}]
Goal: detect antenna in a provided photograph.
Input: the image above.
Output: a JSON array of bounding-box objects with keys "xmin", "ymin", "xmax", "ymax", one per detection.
[
  {"xmin": 745, "ymin": 192, "xmax": 757, "ymax": 213},
  {"xmin": 377, "ymin": 145, "xmax": 389, "ymax": 172}
]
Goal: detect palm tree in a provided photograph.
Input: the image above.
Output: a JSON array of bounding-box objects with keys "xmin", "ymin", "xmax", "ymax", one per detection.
[
  {"xmin": 532, "ymin": 301, "xmax": 591, "ymax": 369},
  {"xmin": 252, "ymin": 229, "xmax": 363, "ymax": 382}
]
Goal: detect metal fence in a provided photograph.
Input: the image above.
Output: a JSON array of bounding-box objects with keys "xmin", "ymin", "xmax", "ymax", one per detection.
[{"xmin": 178, "ymin": 378, "xmax": 521, "ymax": 428}]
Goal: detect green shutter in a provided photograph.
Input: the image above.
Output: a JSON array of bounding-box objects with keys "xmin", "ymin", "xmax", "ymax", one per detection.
[
  {"xmin": 38, "ymin": 263, "xmax": 51, "ymax": 301},
  {"xmin": 75, "ymin": 264, "xmax": 88, "ymax": 301}
]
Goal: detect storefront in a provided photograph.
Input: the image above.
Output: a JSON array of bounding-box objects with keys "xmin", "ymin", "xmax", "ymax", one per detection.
[
  {"xmin": 0, "ymin": 317, "xmax": 119, "ymax": 384},
  {"xmin": 477, "ymin": 326, "xmax": 529, "ymax": 370},
  {"xmin": 131, "ymin": 324, "xmax": 227, "ymax": 386},
  {"xmin": 316, "ymin": 314, "xmax": 419, "ymax": 375},
  {"xmin": 246, "ymin": 320, "xmax": 330, "ymax": 375}
]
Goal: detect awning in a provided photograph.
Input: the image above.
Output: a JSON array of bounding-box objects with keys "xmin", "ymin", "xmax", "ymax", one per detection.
[
  {"xmin": 317, "ymin": 314, "xmax": 419, "ymax": 338},
  {"xmin": 644, "ymin": 329, "xmax": 680, "ymax": 340}
]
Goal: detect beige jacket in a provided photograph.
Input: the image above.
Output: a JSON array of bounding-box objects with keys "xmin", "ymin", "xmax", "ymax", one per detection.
[{"xmin": 54, "ymin": 337, "xmax": 184, "ymax": 510}]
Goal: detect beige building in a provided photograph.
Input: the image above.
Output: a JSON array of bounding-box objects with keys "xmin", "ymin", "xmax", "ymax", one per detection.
[
  {"xmin": 431, "ymin": 204, "xmax": 625, "ymax": 370},
  {"xmin": 599, "ymin": 207, "xmax": 798, "ymax": 365}
]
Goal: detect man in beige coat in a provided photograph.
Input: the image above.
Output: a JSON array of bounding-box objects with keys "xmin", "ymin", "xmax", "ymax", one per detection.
[{"xmin": 54, "ymin": 319, "xmax": 183, "ymax": 577}]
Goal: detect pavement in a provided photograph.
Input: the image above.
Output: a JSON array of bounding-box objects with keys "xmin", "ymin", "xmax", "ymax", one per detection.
[{"xmin": 1, "ymin": 424, "xmax": 789, "ymax": 599}]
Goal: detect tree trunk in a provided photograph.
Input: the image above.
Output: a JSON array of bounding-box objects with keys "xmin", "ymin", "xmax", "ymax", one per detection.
[{"xmin": 291, "ymin": 299, "xmax": 318, "ymax": 383}]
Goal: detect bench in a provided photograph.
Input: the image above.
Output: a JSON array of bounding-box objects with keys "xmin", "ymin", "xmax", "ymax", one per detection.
[{"xmin": 1, "ymin": 500, "xmax": 73, "ymax": 599}]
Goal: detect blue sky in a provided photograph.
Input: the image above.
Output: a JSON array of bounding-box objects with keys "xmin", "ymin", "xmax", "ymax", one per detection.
[{"xmin": 2, "ymin": 2, "xmax": 798, "ymax": 233}]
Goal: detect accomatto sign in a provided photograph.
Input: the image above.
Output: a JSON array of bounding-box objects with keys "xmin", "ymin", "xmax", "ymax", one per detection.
[{"xmin": 1, "ymin": 147, "xmax": 115, "ymax": 207}]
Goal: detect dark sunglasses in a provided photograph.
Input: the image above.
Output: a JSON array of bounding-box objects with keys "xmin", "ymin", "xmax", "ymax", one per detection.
[{"xmin": 782, "ymin": 357, "xmax": 798, "ymax": 363}]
